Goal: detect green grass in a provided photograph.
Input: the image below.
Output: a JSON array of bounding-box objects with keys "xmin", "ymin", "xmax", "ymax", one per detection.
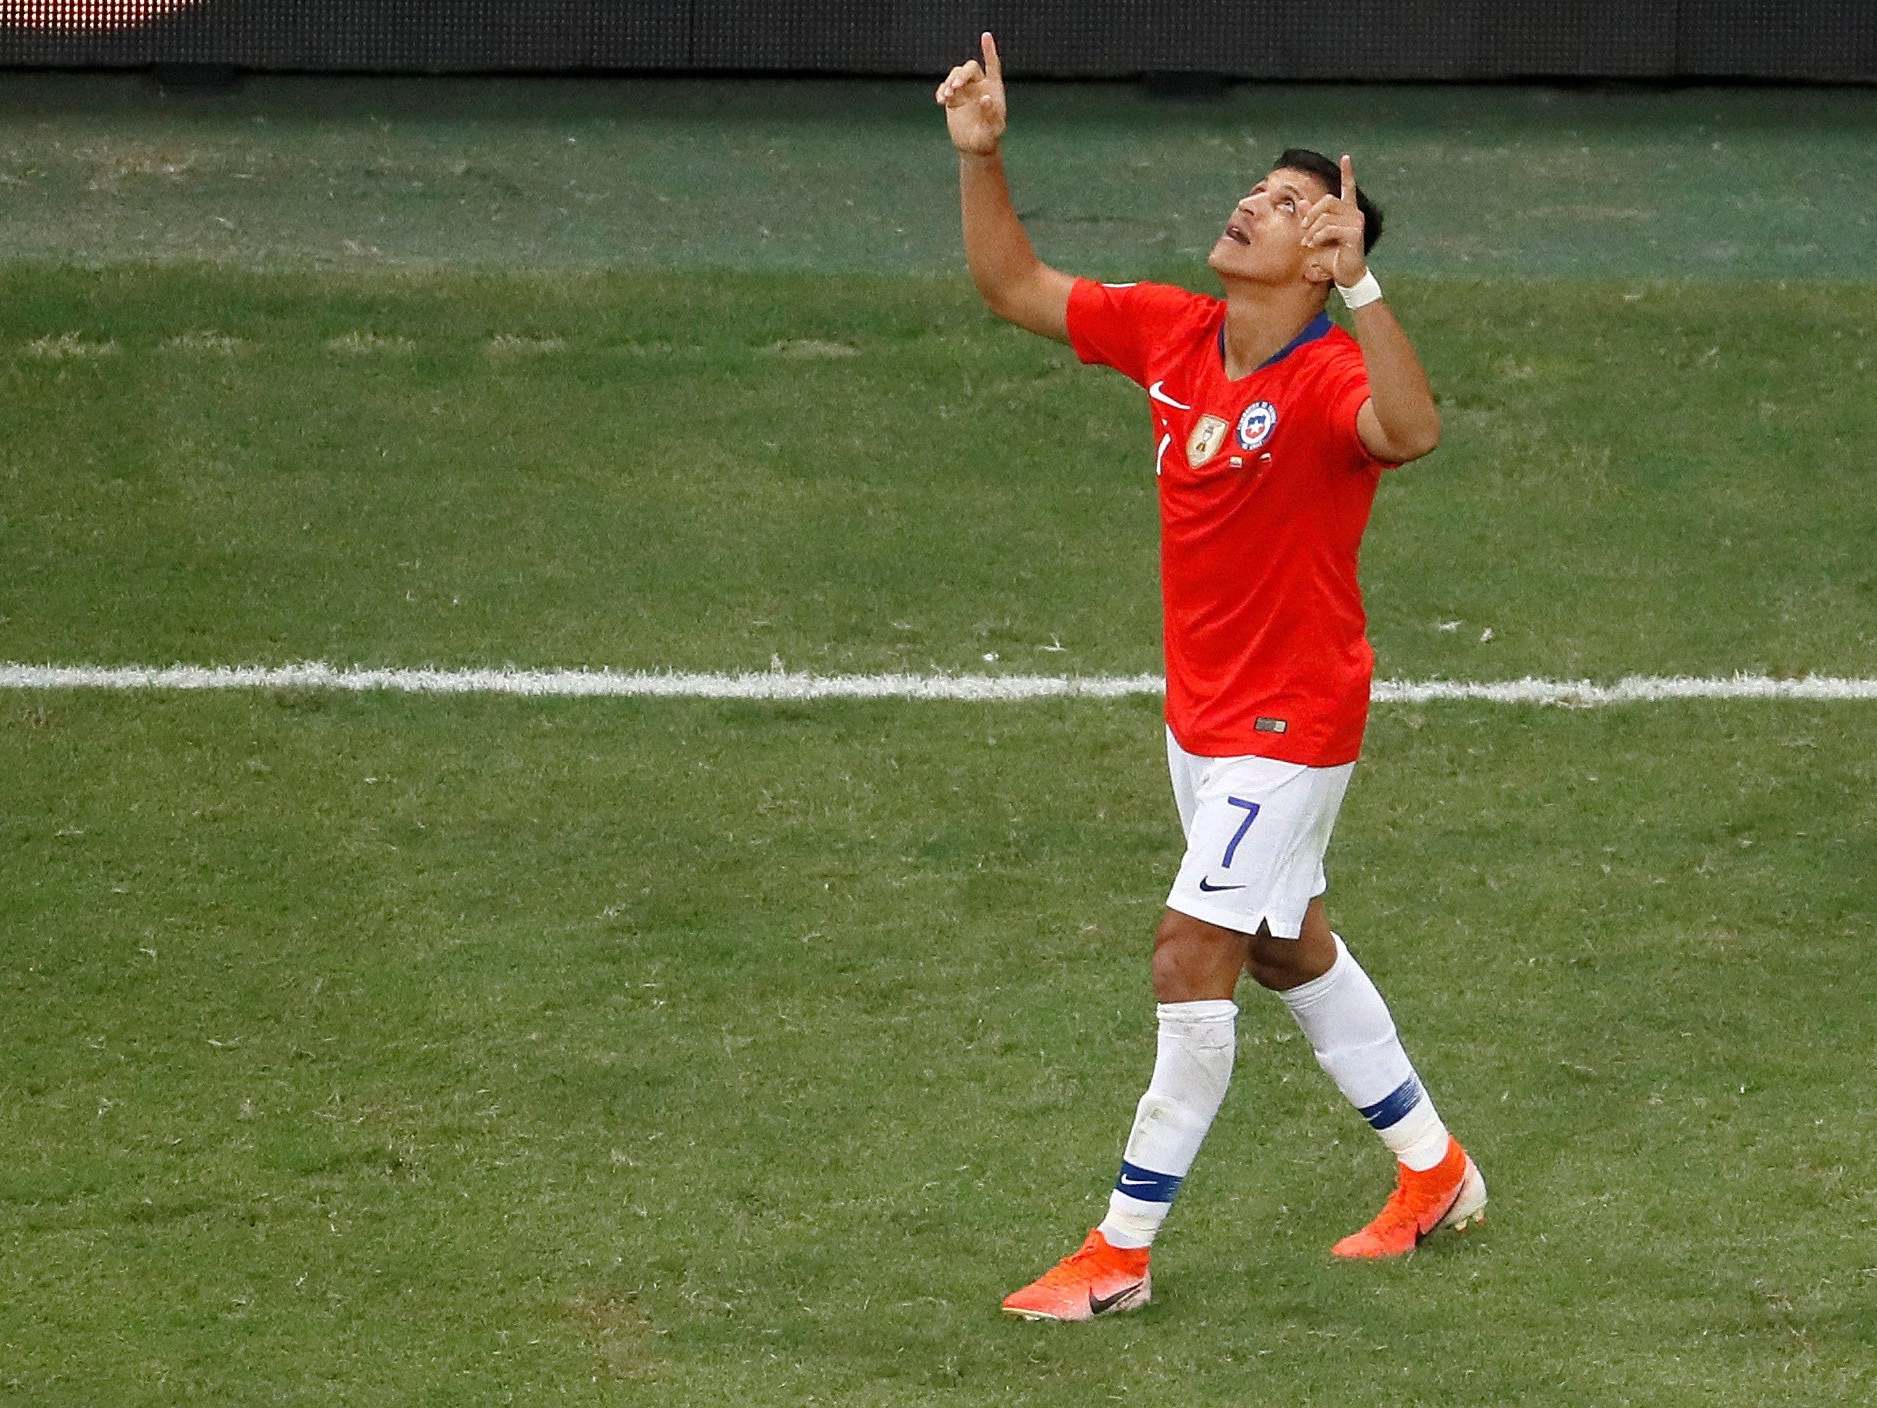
[
  {"xmin": 2, "ymin": 74, "xmax": 1875, "ymax": 1406},
  {"xmin": 2, "ymin": 76, "xmax": 1874, "ymax": 279},
  {"xmin": 2, "ymin": 264, "xmax": 1874, "ymax": 679},
  {"xmin": 3, "ymin": 697, "xmax": 1873, "ymax": 1404}
]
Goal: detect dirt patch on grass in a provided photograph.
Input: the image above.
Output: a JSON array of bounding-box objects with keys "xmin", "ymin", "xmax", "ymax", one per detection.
[
  {"xmin": 487, "ymin": 334, "xmax": 566, "ymax": 356},
  {"xmin": 25, "ymin": 333, "xmax": 118, "ymax": 360},
  {"xmin": 82, "ymin": 144, "xmax": 205, "ymax": 192},
  {"xmin": 766, "ymin": 338, "xmax": 858, "ymax": 360},
  {"xmin": 327, "ymin": 331, "xmax": 417, "ymax": 355},
  {"xmin": 163, "ymin": 331, "xmax": 252, "ymax": 355}
]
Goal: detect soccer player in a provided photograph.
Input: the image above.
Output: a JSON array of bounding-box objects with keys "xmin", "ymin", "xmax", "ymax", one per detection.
[{"xmin": 936, "ymin": 35, "xmax": 1485, "ymax": 1321}]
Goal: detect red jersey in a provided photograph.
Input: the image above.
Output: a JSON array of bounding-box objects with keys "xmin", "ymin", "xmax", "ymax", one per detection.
[{"xmin": 1066, "ymin": 277, "xmax": 1390, "ymax": 765}]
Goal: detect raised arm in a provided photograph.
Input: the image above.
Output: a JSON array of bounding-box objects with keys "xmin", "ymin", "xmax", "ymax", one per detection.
[
  {"xmin": 935, "ymin": 33, "xmax": 1074, "ymax": 343},
  {"xmin": 1304, "ymin": 154, "xmax": 1442, "ymax": 464}
]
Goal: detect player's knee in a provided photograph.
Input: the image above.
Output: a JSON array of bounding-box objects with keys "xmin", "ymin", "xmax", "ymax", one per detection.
[
  {"xmin": 1149, "ymin": 929, "xmax": 1193, "ymax": 1001},
  {"xmin": 1247, "ymin": 950, "xmax": 1307, "ymax": 991},
  {"xmin": 1151, "ymin": 911, "xmax": 1242, "ymax": 1002},
  {"xmin": 1246, "ymin": 931, "xmax": 1332, "ymax": 991},
  {"xmin": 1246, "ymin": 955, "xmax": 1289, "ymax": 990}
]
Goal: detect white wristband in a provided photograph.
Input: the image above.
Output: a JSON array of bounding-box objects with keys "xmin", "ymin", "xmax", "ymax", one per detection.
[{"xmin": 1337, "ymin": 270, "xmax": 1383, "ymax": 309}]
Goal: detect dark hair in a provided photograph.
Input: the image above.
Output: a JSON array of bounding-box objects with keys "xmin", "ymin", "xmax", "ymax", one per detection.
[{"xmin": 1275, "ymin": 147, "xmax": 1384, "ymax": 254}]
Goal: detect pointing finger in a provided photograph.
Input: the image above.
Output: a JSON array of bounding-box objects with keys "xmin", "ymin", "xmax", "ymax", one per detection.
[
  {"xmin": 1340, "ymin": 153, "xmax": 1356, "ymax": 202},
  {"xmin": 982, "ymin": 31, "xmax": 1003, "ymax": 84}
]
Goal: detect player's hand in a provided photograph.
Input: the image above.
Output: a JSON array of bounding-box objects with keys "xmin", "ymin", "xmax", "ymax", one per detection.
[
  {"xmin": 935, "ymin": 32, "xmax": 1007, "ymax": 156},
  {"xmin": 1302, "ymin": 153, "xmax": 1368, "ymax": 288}
]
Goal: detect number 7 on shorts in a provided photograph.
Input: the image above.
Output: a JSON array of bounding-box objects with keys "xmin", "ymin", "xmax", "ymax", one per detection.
[{"xmin": 1222, "ymin": 797, "xmax": 1261, "ymax": 868}]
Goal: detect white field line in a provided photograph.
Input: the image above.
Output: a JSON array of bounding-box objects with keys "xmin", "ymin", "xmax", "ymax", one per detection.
[{"xmin": 1, "ymin": 662, "xmax": 1875, "ymax": 705}]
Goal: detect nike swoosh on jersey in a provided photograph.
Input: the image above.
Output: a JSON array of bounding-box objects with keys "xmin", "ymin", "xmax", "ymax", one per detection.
[
  {"xmin": 1148, "ymin": 380, "xmax": 1192, "ymax": 410},
  {"xmin": 1197, "ymin": 877, "xmax": 1246, "ymax": 893}
]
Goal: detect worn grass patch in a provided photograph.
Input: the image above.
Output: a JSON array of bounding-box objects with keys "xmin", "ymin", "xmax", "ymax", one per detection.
[
  {"xmin": 162, "ymin": 330, "xmax": 252, "ymax": 355},
  {"xmin": 23, "ymin": 331, "xmax": 117, "ymax": 359},
  {"xmin": 486, "ymin": 333, "xmax": 566, "ymax": 357},
  {"xmin": 325, "ymin": 330, "xmax": 418, "ymax": 355}
]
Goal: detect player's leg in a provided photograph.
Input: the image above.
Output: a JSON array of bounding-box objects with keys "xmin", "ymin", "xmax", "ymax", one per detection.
[
  {"xmin": 1098, "ymin": 909, "xmax": 1248, "ymax": 1242},
  {"xmin": 1248, "ymin": 900, "xmax": 1486, "ymax": 1257},
  {"xmin": 1000, "ymin": 910, "xmax": 1244, "ymax": 1322},
  {"xmin": 1001, "ymin": 734, "xmax": 1251, "ymax": 1322},
  {"xmin": 1102, "ymin": 746, "xmax": 1351, "ymax": 1257}
]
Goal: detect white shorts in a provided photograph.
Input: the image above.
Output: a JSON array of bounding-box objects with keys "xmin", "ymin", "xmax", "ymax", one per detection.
[{"xmin": 1164, "ymin": 727, "xmax": 1353, "ymax": 939}]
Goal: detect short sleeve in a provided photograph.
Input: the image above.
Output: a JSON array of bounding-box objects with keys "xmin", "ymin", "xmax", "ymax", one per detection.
[
  {"xmin": 1316, "ymin": 340, "xmax": 1384, "ymax": 469},
  {"xmin": 1066, "ymin": 279, "xmax": 1205, "ymax": 389}
]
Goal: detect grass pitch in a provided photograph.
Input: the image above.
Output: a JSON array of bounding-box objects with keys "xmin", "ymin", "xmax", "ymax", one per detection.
[
  {"xmin": 5, "ymin": 697, "xmax": 1873, "ymax": 1404},
  {"xmin": 1, "ymin": 74, "xmax": 1874, "ymax": 1406},
  {"xmin": 3, "ymin": 264, "xmax": 1873, "ymax": 682}
]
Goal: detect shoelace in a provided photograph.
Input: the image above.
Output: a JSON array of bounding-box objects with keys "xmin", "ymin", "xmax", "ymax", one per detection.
[
  {"xmin": 1034, "ymin": 1244, "xmax": 1104, "ymax": 1287},
  {"xmin": 1035, "ymin": 1237, "xmax": 1129, "ymax": 1288}
]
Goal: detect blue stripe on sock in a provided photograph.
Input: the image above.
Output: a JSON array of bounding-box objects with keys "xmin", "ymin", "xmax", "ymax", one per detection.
[
  {"xmin": 1357, "ymin": 1075, "xmax": 1425, "ymax": 1131},
  {"xmin": 1113, "ymin": 1159, "xmax": 1183, "ymax": 1203}
]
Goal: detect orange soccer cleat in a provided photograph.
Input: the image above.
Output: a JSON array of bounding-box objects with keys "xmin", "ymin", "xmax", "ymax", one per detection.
[
  {"xmin": 1001, "ymin": 1229, "xmax": 1152, "ymax": 1322},
  {"xmin": 1332, "ymin": 1136, "xmax": 1487, "ymax": 1260}
]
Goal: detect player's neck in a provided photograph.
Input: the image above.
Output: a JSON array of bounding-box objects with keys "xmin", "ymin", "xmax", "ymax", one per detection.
[{"xmin": 1218, "ymin": 280, "xmax": 1329, "ymax": 380}]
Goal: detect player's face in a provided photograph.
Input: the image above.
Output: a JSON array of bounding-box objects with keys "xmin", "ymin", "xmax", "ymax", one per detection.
[{"xmin": 1207, "ymin": 168, "xmax": 1333, "ymax": 286}]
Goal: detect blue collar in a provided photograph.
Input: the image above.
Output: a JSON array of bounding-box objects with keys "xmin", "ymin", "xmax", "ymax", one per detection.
[{"xmin": 1218, "ymin": 311, "xmax": 1333, "ymax": 376}]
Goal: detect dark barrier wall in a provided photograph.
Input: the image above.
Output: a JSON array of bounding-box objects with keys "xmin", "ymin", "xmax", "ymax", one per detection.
[{"xmin": 2, "ymin": 2, "xmax": 1873, "ymax": 81}]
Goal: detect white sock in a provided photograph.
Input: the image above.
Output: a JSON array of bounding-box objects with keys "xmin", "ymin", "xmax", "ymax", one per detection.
[
  {"xmin": 1096, "ymin": 999, "xmax": 1237, "ymax": 1250},
  {"xmin": 1278, "ymin": 936, "xmax": 1450, "ymax": 1171}
]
